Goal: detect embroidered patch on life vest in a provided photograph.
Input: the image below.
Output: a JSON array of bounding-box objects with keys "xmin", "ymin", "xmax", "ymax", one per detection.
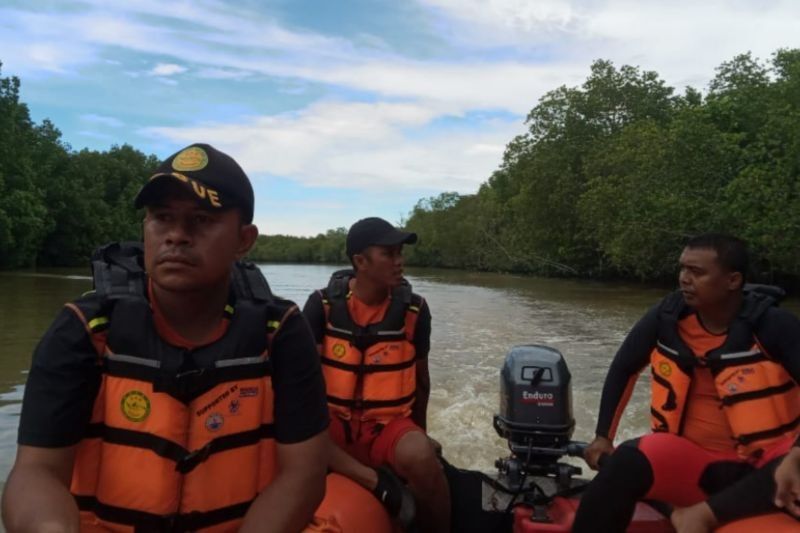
[
  {"xmin": 206, "ymin": 412, "xmax": 224, "ymax": 432},
  {"xmin": 121, "ymin": 391, "xmax": 151, "ymax": 422},
  {"xmin": 239, "ymin": 386, "xmax": 259, "ymax": 397},
  {"xmin": 229, "ymin": 399, "xmax": 240, "ymax": 414},
  {"xmin": 196, "ymin": 384, "xmax": 239, "ymax": 417},
  {"xmin": 332, "ymin": 343, "xmax": 346, "ymax": 359},
  {"xmin": 658, "ymin": 362, "xmax": 672, "ymax": 377},
  {"xmin": 172, "ymin": 146, "xmax": 209, "ymax": 171}
]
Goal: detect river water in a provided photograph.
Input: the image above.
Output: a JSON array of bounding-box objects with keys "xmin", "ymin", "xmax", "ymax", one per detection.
[{"xmin": 2, "ymin": 265, "xmax": 798, "ymax": 492}]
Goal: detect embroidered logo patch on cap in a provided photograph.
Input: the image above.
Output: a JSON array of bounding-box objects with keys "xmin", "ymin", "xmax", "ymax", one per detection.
[{"xmin": 172, "ymin": 146, "xmax": 209, "ymax": 172}]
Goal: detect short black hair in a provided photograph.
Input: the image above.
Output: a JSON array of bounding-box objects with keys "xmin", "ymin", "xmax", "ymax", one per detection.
[{"xmin": 685, "ymin": 233, "xmax": 749, "ymax": 282}]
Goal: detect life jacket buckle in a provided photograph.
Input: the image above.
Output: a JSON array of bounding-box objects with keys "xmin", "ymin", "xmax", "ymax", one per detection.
[
  {"xmin": 176, "ymin": 442, "xmax": 213, "ymax": 474},
  {"xmin": 176, "ymin": 367, "xmax": 205, "ymax": 380}
]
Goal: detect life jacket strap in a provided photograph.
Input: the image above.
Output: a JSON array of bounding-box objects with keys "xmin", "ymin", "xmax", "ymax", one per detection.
[
  {"xmin": 650, "ymin": 369, "xmax": 678, "ymax": 411},
  {"xmin": 736, "ymin": 414, "xmax": 800, "ymax": 446},
  {"xmin": 327, "ymin": 391, "xmax": 416, "ymax": 410},
  {"xmin": 321, "ymin": 357, "xmax": 415, "ymax": 373},
  {"xmin": 85, "ymin": 423, "xmax": 276, "ymax": 474},
  {"xmin": 720, "ymin": 380, "xmax": 796, "ymax": 407},
  {"xmin": 650, "ymin": 407, "xmax": 669, "ymax": 431},
  {"xmin": 75, "ymin": 495, "xmax": 253, "ymax": 532}
]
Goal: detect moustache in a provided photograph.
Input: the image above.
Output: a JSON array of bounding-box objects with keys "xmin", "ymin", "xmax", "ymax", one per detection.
[{"xmin": 157, "ymin": 251, "xmax": 198, "ymax": 266}]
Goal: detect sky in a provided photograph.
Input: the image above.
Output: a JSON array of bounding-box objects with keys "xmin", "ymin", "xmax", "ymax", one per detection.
[{"xmin": 2, "ymin": 0, "xmax": 799, "ymax": 236}]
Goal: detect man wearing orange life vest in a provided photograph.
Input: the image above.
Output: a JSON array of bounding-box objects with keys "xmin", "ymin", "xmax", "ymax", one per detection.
[
  {"xmin": 302, "ymin": 217, "xmax": 451, "ymax": 533},
  {"xmin": 2, "ymin": 144, "xmax": 330, "ymax": 532},
  {"xmin": 572, "ymin": 233, "xmax": 800, "ymax": 532}
]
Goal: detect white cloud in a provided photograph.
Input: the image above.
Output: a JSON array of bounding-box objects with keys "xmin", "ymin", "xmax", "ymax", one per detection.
[
  {"xmin": 0, "ymin": 2, "xmax": 580, "ymax": 115},
  {"xmin": 423, "ymin": 0, "xmax": 577, "ymax": 36},
  {"xmin": 6, "ymin": 0, "xmax": 797, "ymax": 122},
  {"xmin": 307, "ymin": 60, "xmax": 586, "ymax": 115},
  {"xmin": 80, "ymin": 114, "xmax": 124, "ymax": 127},
  {"xmin": 195, "ymin": 67, "xmax": 253, "ymax": 80},
  {"xmin": 417, "ymin": 0, "xmax": 800, "ymax": 88},
  {"xmin": 77, "ymin": 130, "xmax": 115, "ymax": 140},
  {"xmin": 142, "ymin": 100, "xmax": 523, "ymax": 192},
  {"xmin": 149, "ymin": 63, "xmax": 187, "ymax": 76}
]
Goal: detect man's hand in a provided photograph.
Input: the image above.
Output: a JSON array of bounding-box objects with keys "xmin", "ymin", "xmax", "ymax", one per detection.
[
  {"xmin": 240, "ymin": 432, "xmax": 329, "ymax": 533},
  {"xmin": 774, "ymin": 447, "xmax": 800, "ymax": 516},
  {"xmin": 670, "ymin": 502, "xmax": 717, "ymax": 533},
  {"xmin": 584, "ymin": 436, "xmax": 614, "ymax": 471}
]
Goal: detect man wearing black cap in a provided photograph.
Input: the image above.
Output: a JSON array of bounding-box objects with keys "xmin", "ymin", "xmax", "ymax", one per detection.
[
  {"xmin": 3, "ymin": 144, "xmax": 330, "ymax": 532},
  {"xmin": 303, "ymin": 217, "xmax": 451, "ymax": 533}
]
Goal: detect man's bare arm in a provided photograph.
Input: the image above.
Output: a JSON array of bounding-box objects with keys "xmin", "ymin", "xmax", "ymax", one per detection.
[
  {"xmin": 240, "ymin": 431, "xmax": 330, "ymax": 533},
  {"xmin": 2, "ymin": 445, "xmax": 78, "ymax": 533}
]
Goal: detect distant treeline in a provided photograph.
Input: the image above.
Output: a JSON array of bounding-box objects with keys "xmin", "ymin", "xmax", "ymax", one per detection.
[
  {"xmin": 249, "ymin": 229, "xmax": 348, "ymax": 264},
  {"xmin": 3, "ymin": 50, "xmax": 800, "ymax": 284}
]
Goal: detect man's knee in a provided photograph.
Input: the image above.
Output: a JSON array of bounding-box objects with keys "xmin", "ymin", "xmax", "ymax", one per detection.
[
  {"xmin": 597, "ymin": 442, "xmax": 654, "ymax": 495},
  {"xmin": 393, "ymin": 430, "xmax": 440, "ymax": 481}
]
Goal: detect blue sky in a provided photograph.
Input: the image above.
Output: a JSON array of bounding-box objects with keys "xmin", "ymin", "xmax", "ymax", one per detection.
[{"xmin": 2, "ymin": 0, "xmax": 799, "ymax": 236}]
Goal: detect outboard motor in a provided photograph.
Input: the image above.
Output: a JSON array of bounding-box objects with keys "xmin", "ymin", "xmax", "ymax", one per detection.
[
  {"xmin": 442, "ymin": 344, "xmax": 674, "ymax": 533},
  {"xmin": 493, "ymin": 345, "xmax": 582, "ymax": 489}
]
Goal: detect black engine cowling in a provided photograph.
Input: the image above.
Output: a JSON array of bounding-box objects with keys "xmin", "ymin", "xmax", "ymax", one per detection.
[{"xmin": 494, "ymin": 345, "xmax": 575, "ymax": 468}]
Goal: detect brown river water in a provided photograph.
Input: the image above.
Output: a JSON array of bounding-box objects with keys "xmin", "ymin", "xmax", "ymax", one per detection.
[{"xmin": 2, "ymin": 265, "xmax": 797, "ymax": 500}]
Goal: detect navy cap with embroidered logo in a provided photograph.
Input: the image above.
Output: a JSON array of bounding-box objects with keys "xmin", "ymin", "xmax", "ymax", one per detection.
[
  {"xmin": 134, "ymin": 143, "xmax": 255, "ymax": 223},
  {"xmin": 346, "ymin": 217, "xmax": 418, "ymax": 259}
]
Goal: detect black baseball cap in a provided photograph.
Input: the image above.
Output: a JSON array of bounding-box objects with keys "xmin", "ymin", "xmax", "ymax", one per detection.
[
  {"xmin": 346, "ymin": 217, "xmax": 417, "ymax": 258},
  {"xmin": 134, "ymin": 143, "xmax": 255, "ymax": 223}
]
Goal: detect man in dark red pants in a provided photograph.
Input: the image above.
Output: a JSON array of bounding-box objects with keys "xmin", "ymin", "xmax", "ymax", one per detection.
[
  {"xmin": 573, "ymin": 233, "xmax": 800, "ymax": 532},
  {"xmin": 303, "ymin": 217, "xmax": 450, "ymax": 533}
]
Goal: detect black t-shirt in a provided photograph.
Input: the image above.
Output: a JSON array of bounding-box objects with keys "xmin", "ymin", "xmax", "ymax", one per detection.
[
  {"xmin": 18, "ymin": 296, "xmax": 329, "ymax": 447},
  {"xmin": 302, "ymin": 289, "xmax": 431, "ymax": 359}
]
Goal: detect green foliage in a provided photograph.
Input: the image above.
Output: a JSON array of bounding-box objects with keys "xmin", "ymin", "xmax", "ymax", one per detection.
[
  {"xmin": 405, "ymin": 51, "xmax": 800, "ymax": 283},
  {"xmin": 0, "ymin": 62, "xmax": 154, "ymax": 268},
  {"xmin": 37, "ymin": 146, "xmax": 156, "ymax": 266},
  {"xmin": 4, "ymin": 49, "xmax": 800, "ymax": 284}
]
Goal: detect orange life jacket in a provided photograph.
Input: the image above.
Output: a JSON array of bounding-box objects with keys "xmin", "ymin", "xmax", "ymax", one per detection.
[
  {"xmin": 649, "ymin": 290, "xmax": 800, "ymax": 458},
  {"xmin": 70, "ymin": 242, "xmax": 288, "ymax": 532},
  {"xmin": 319, "ymin": 270, "xmax": 422, "ymax": 423}
]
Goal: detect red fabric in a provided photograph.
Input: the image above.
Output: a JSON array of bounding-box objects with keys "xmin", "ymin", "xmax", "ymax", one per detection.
[
  {"xmin": 638, "ymin": 432, "xmax": 795, "ymax": 506},
  {"xmin": 329, "ymin": 414, "xmax": 422, "ymax": 468}
]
